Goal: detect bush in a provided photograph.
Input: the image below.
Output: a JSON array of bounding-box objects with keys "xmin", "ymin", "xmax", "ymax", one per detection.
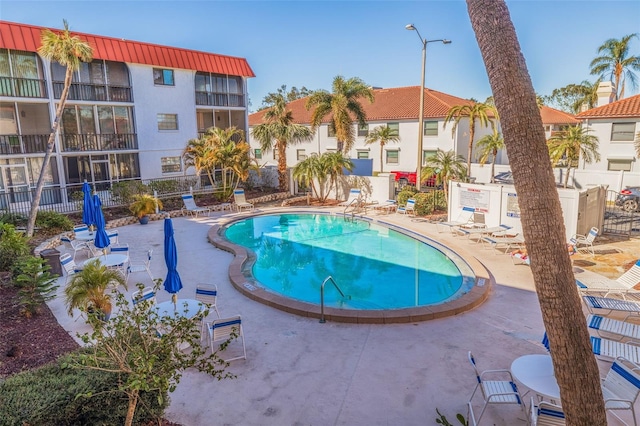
[
  {"xmin": 413, "ymin": 190, "xmax": 448, "ymax": 216},
  {"xmin": 0, "ymin": 223, "xmax": 30, "ymax": 272},
  {"xmin": 0, "ymin": 212, "xmax": 26, "ymax": 227},
  {"xmin": 111, "ymin": 181, "xmax": 150, "ymax": 204},
  {"xmin": 36, "ymin": 210, "xmax": 73, "ymax": 232},
  {"xmin": 0, "ymin": 353, "xmax": 167, "ymax": 426},
  {"xmin": 13, "ymin": 256, "xmax": 59, "ymax": 317},
  {"xmin": 397, "ymin": 187, "xmax": 417, "ymax": 207}
]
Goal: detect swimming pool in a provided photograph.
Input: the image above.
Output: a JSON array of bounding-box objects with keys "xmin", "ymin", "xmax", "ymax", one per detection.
[{"xmin": 222, "ymin": 213, "xmax": 476, "ymax": 311}]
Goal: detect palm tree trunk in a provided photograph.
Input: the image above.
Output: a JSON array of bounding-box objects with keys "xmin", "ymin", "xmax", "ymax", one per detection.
[
  {"xmin": 380, "ymin": 142, "xmax": 385, "ymax": 173},
  {"xmin": 277, "ymin": 140, "xmax": 288, "ymax": 192},
  {"xmin": 490, "ymin": 148, "xmax": 497, "ymax": 183},
  {"xmin": 26, "ymin": 67, "xmax": 73, "ymax": 237},
  {"xmin": 466, "ymin": 0, "xmax": 607, "ymax": 423},
  {"xmin": 466, "ymin": 122, "xmax": 475, "ymax": 180}
]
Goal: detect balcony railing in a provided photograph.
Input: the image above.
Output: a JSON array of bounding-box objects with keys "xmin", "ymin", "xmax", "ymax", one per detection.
[
  {"xmin": 61, "ymin": 133, "xmax": 138, "ymax": 152},
  {"xmin": 0, "ymin": 76, "xmax": 48, "ymax": 98},
  {"xmin": 195, "ymin": 91, "xmax": 246, "ymax": 107},
  {"xmin": 52, "ymin": 81, "xmax": 133, "ymax": 102},
  {"xmin": 0, "ymin": 134, "xmax": 51, "ymax": 155}
]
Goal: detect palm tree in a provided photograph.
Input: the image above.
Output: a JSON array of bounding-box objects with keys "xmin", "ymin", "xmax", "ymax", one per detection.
[
  {"xmin": 364, "ymin": 125, "xmax": 400, "ymax": 173},
  {"xmin": 548, "ymin": 125, "xmax": 600, "ymax": 188},
  {"xmin": 293, "ymin": 153, "xmax": 328, "ymax": 201},
  {"xmin": 183, "ymin": 135, "xmax": 216, "ymax": 187},
  {"xmin": 443, "ymin": 102, "xmax": 495, "ymax": 180},
  {"xmin": 590, "ymin": 33, "xmax": 640, "ymax": 100},
  {"xmin": 323, "ymin": 151, "xmax": 354, "ymax": 199},
  {"xmin": 251, "ymin": 93, "xmax": 313, "ymax": 191},
  {"xmin": 476, "ymin": 131, "xmax": 505, "ymax": 183},
  {"xmin": 26, "ymin": 20, "xmax": 93, "ymax": 237},
  {"xmin": 420, "ymin": 149, "xmax": 467, "ymax": 201},
  {"xmin": 467, "ymin": 0, "xmax": 606, "ymax": 422},
  {"xmin": 635, "ymin": 132, "xmax": 640, "ymax": 158},
  {"xmin": 209, "ymin": 127, "xmax": 252, "ymax": 193},
  {"xmin": 306, "ymin": 75, "xmax": 374, "ymax": 153}
]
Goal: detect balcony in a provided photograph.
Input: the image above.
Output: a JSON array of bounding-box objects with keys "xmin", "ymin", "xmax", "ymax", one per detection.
[
  {"xmin": 0, "ymin": 134, "xmax": 51, "ymax": 155},
  {"xmin": 195, "ymin": 91, "xmax": 246, "ymax": 107},
  {"xmin": 61, "ymin": 133, "xmax": 138, "ymax": 152},
  {"xmin": 52, "ymin": 82, "xmax": 133, "ymax": 102},
  {"xmin": 0, "ymin": 76, "xmax": 48, "ymax": 98}
]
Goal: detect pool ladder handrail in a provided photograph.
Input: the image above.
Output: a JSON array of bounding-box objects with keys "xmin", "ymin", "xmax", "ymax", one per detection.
[
  {"xmin": 320, "ymin": 275, "xmax": 350, "ymax": 323},
  {"xmin": 343, "ymin": 196, "xmax": 366, "ymax": 220}
]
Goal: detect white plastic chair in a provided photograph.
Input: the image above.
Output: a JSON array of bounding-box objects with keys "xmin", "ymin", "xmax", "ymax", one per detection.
[
  {"xmin": 107, "ymin": 230, "xmax": 119, "ymax": 244},
  {"xmin": 126, "ymin": 249, "xmax": 153, "ymax": 283},
  {"xmin": 132, "ymin": 286, "xmax": 156, "ymax": 307},
  {"xmin": 233, "ymin": 189, "xmax": 254, "ymax": 212},
  {"xmin": 60, "ymin": 236, "xmax": 89, "ymax": 261},
  {"xmin": 195, "ymin": 284, "xmax": 221, "ymax": 339},
  {"xmin": 109, "ymin": 243, "xmax": 130, "ymax": 276},
  {"xmin": 208, "ymin": 315, "xmax": 246, "ymax": 361},
  {"xmin": 467, "ymin": 351, "xmax": 526, "ymax": 426},
  {"xmin": 530, "ymin": 398, "xmax": 565, "ymax": 425},
  {"xmin": 570, "ymin": 226, "xmax": 598, "ymax": 256},
  {"xmin": 181, "ymin": 194, "xmax": 211, "ymax": 217},
  {"xmin": 396, "ymin": 198, "xmax": 416, "ymax": 216},
  {"xmin": 60, "ymin": 253, "xmax": 83, "ymax": 284},
  {"xmin": 601, "ymin": 357, "xmax": 640, "ymax": 426}
]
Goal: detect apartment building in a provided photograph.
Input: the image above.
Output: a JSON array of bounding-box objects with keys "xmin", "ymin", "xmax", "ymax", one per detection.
[{"xmin": 0, "ymin": 20, "xmax": 254, "ymax": 210}]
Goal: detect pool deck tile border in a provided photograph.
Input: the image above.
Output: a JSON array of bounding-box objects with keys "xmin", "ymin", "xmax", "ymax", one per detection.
[{"xmin": 207, "ymin": 208, "xmax": 492, "ymax": 324}]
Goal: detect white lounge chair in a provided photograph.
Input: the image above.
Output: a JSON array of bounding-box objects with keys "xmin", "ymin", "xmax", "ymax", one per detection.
[
  {"xmin": 181, "ymin": 194, "xmax": 211, "ymax": 217},
  {"xmin": 466, "ymin": 351, "xmax": 526, "ymax": 426},
  {"xmin": 436, "ymin": 206, "xmax": 475, "ymax": 233},
  {"xmin": 396, "ymin": 198, "xmax": 416, "ymax": 215},
  {"xmin": 591, "ymin": 336, "xmax": 640, "ymax": 364},
  {"xmin": 233, "ymin": 189, "xmax": 254, "ymax": 212},
  {"xmin": 456, "ymin": 224, "xmax": 513, "ymax": 242},
  {"xmin": 482, "ymin": 234, "xmax": 526, "ymax": 254},
  {"xmin": 577, "ymin": 260, "xmax": 640, "ymax": 300},
  {"xmin": 208, "ymin": 314, "xmax": 246, "ymax": 361},
  {"xmin": 338, "ymin": 188, "xmax": 362, "ymax": 207},
  {"xmin": 530, "ymin": 398, "xmax": 565, "ymax": 426},
  {"xmin": 583, "ymin": 295, "xmax": 640, "ymax": 321},
  {"xmin": 601, "ymin": 357, "xmax": 640, "ymax": 426},
  {"xmin": 587, "ymin": 314, "xmax": 640, "ymax": 342},
  {"xmin": 570, "ymin": 226, "xmax": 598, "ymax": 256}
]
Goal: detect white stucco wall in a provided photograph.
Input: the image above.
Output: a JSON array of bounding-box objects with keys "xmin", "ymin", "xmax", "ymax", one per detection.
[{"xmin": 581, "ymin": 118, "xmax": 640, "ymax": 173}]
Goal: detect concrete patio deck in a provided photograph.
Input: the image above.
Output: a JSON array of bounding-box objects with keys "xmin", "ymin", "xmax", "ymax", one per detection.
[{"xmin": 46, "ymin": 206, "xmax": 639, "ymax": 425}]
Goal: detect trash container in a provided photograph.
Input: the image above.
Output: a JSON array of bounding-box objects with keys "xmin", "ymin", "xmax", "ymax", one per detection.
[{"xmin": 40, "ymin": 248, "xmax": 62, "ymax": 276}]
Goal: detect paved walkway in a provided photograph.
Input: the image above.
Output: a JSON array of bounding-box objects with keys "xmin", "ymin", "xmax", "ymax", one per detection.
[{"xmin": 47, "ymin": 207, "xmax": 639, "ymax": 425}]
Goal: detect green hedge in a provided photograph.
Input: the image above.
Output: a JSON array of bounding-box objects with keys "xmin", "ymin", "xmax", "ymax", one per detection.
[{"xmin": 0, "ymin": 354, "xmax": 167, "ymax": 426}]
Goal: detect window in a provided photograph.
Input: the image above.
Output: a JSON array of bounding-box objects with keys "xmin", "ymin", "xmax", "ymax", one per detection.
[
  {"xmin": 153, "ymin": 68, "xmax": 174, "ymax": 86},
  {"xmin": 357, "ymin": 123, "xmax": 369, "ymax": 137},
  {"xmin": 387, "ymin": 122, "xmax": 399, "ymax": 136},
  {"xmin": 357, "ymin": 151, "xmax": 369, "ymax": 159},
  {"xmin": 422, "ymin": 150, "xmax": 437, "ymax": 166},
  {"xmin": 424, "ymin": 121, "xmax": 438, "ymax": 136},
  {"xmin": 161, "ymin": 157, "xmax": 182, "ymax": 173},
  {"xmin": 611, "ymin": 122, "xmax": 636, "ymax": 141},
  {"xmin": 608, "ymin": 159, "xmax": 633, "ymax": 171},
  {"xmin": 157, "ymin": 114, "xmax": 178, "ymax": 130},
  {"xmin": 297, "ymin": 149, "xmax": 307, "ymax": 161},
  {"xmin": 327, "ymin": 124, "xmax": 336, "ymax": 138},
  {"xmin": 254, "ymin": 148, "xmax": 262, "ymax": 160},
  {"xmin": 386, "ymin": 150, "xmax": 399, "ymax": 164}
]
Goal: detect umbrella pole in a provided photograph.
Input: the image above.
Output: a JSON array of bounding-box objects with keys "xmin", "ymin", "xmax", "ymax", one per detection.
[{"xmin": 171, "ymin": 293, "xmax": 177, "ymax": 310}]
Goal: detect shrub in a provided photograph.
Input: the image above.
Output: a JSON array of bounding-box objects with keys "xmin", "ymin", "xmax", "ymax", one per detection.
[
  {"xmin": 147, "ymin": 179, "xmax": 180, "ymax": 195},
  {"xmin": 111, "ymin": 181, "xmax": 149, "ymax": 204},
  {"xmin": 35, "ymin": 210, "xmax": 73, "ymax": 232},
  {"xmin": 13, "ymin": 256, "xmax": 59, "ymax": 317},
  {"xmin": 0, "ymin": 223, "xmax": 30, "ymax": 272},
  {"xmin": 413, "ymin": 190, "xmax": 448, "ymax": 216},
  {"xmin": 0, "ymin": 212, "xmax": 26, "ymax": 227},
  {"xmin": 397, "ymin": 187, "xmax": 417, "ymax": 207},
  {"xmin": 0, "ymin": 353, "xmax": 167, "ymax": 426}
]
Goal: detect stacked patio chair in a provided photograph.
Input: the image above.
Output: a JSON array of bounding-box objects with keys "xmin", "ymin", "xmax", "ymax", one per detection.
[{"xmin": 601, "ymin": 357, "xmax": 640, "ymax": 426}]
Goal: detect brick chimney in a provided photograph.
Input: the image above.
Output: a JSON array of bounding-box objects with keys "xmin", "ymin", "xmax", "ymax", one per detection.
[{"xmin": 596, "ymin": 81, "xmax": 616, "ymax": 106}]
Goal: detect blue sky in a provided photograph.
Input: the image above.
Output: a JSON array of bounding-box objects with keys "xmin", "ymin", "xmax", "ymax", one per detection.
[{"xmin": 2, "ymin": 0, "xmax": 639, "ymax": 112}]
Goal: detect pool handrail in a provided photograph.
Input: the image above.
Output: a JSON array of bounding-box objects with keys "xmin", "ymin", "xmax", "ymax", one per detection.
[{"xmin": 320, "ymin": 275, "xmax": 348, "ymax": 323}]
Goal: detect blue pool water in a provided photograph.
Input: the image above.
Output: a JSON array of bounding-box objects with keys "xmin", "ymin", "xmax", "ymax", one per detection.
[{"xmin": 223, "ymin": 213, "xmax": 474, "ymax": 310}]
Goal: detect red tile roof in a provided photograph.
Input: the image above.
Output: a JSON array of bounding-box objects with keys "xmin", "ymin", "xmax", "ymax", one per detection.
[
  {"xmin": 249, "ymin": 86, "xmax": 475, "ymax": 126},
  {"xmin": 576, "ymin": 94, "xmax": 640, "ymax": 119},
  {"xmin": 539, "ymin": 106, "xmax": 578, "ymax": 125},
  {"xmin": 0, "ymin": 20, "xmax": 255, "ymax": 77}
]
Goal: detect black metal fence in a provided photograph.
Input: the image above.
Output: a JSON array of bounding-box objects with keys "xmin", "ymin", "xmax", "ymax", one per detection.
[{"xmin": 602, "ymin": 190, "xmax": 640, "ymax": 238}]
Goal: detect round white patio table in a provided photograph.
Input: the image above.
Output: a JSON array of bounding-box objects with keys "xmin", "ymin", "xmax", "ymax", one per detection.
[
  {"xmin": 82, "ymin": 253, "xmax": 128, "ymax": 268},
  {"xmin": 74, "ymin": 230, "xmax": 96, "ymax": 241},
  {"xmin": 510, "ymin": 354, "xmax": 560, "ymax": 402},
  {"xmin": 155, "ymin": 298, "xmax": 203, "ymax": 320}
]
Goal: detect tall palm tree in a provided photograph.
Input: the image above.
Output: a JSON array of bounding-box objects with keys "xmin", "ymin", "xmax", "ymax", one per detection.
[
  {"xmin": 306, "ymin": 75, "xmax": 374, "ymax": 153},
  {"xmin": 467, "ymin": 0, "xmax": 606, "ymax": 422},
  {"xmin": 443, "ymin": 102, "xmax": 495, "ymax": 180},
  {"xmin": 420, "ymin": 149, "xmax": 467, "ymax": 202},
  {"xmin": 323, "ymin": 151, "xmax": 354, "ymax": 199},
  {"xmin": 251, "ymin": 93, "xmax": 313, "ymax": 191},
  {"xmin": 475, "ymin": 131, "xmax": 505, "ymax": 183},
  {"xmin": 590, "ymin": 33, "xmax": 640, "ymax": 100},
  {"xmin": 364, "ymin": 125, "xmax": 400, "ymax": 173},
  {"xmin": 27, "ymin": 20, "xmax": 93, "ymax": 237},
  {"xmin": 548, "ymin": 125, "xmax": 600, "ymax": 188}
]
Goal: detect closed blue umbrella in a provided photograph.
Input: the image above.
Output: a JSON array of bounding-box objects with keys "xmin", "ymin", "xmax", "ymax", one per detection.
[
  {"xmin": 82, "ymin": 181, "xmax": 95, "ymax": 227},
  {"xmin": 163, "ymin": 217, "xmax": 183, "ymax": 306},
  {"xmin": 93, "ymin": 194, "xmax": 110, "ymax": 253}
]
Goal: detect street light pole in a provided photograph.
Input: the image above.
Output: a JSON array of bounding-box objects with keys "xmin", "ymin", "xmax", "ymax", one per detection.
[{"xmin": 405, "ymin": 24, "xmax": 450, "ymax": 191}]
